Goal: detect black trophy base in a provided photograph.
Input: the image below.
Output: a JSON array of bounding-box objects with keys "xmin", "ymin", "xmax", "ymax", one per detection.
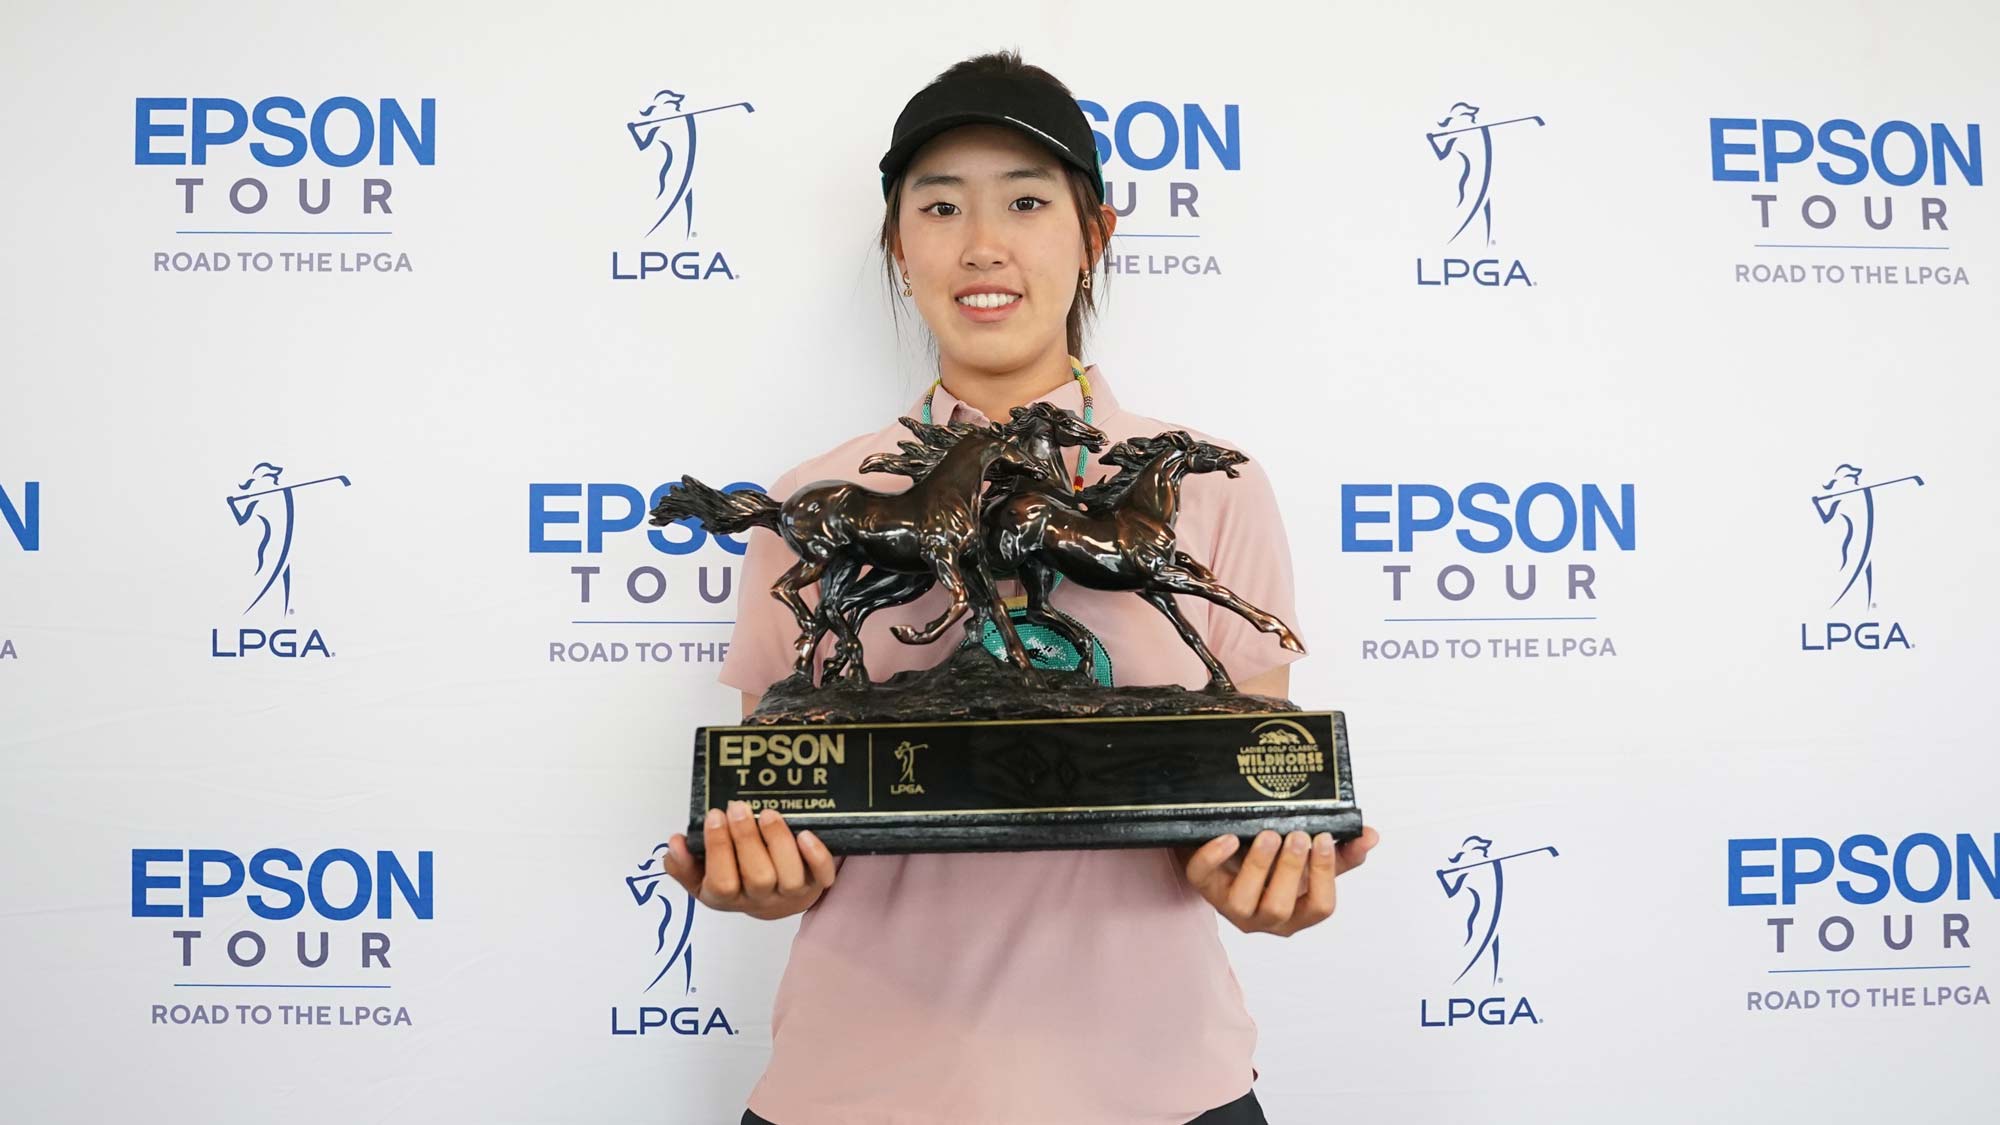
[{"xmin": 686, "ymin": 704, "xmax": 1361, "ymax": 857}]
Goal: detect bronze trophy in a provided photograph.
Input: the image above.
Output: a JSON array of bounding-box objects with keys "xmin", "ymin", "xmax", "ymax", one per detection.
[{"xmin": 654, "ymin": 403, "xmax": 1362, "ymax": 854}]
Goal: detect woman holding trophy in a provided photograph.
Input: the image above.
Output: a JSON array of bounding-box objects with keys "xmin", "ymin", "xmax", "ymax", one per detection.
[{"xmin": 659, "ymin": 50, "xmax": 1381, "ymax": 1125}]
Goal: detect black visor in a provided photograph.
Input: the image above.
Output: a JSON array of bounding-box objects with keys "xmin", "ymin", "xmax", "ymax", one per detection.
[{"xmin": 878, "ymin": 72, "xmax": 1105, "ymax": 202}]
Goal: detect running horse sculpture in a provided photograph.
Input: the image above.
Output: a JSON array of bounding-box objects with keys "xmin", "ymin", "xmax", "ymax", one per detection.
[
  {"xmin": 984, "ymin": 430, "xmax": 1305, "ymax": 692},
  {"xmin": 649, "ymin": 403, "xmax": 1095, "ymax": 684},
  {"xmin": 651, "ymin": 407, "xmax": 1300, "ymax": 694},
  {"xmin": 662, "ymin": 408, "xmax": 1364, "ymax": 856}
]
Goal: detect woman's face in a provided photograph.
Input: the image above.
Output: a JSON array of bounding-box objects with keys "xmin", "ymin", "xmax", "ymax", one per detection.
[{"xmin": 895, "ymin": 124, "xmax": 1106, "ymax": 373}]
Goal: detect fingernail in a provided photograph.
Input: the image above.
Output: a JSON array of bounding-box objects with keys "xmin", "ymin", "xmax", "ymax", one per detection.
[
  {"xmin": 797, "ymin": 830, "xmax": 818, "ymax": 850},
  {"xmin": 704, "ymin": 809, "xmax": 723, "ymax": 829},
  {"xmin": 1287, "ymin": 832, "xmax": 1310, "ymax": 855},
  {"xmin": 758, "ymin": 807, "xmax": 777, "ymax": 824},
  {"xmin": 727, "ymin": 801, "xmax": 749, "ymax": 822},
  {"xmin": 1256, "ymin": 831, "xmax": 1280, "ymax": 852},
  {"xmin": 1314, "ymin": 833, "xmax": 1334, "ymax": 857}
]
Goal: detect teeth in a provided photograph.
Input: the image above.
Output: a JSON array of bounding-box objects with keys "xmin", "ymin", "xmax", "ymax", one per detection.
[{"xmin": 956, "ymin": 292, "xmax": 1021, "ymax": 309}]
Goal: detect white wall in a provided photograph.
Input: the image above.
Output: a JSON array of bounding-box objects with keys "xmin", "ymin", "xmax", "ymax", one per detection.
[{"xmin": 2, "ymin": 1, "xmax": 1995, "ymax": 1120}]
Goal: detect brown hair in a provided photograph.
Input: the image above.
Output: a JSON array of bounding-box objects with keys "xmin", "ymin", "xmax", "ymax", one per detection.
[{"xmin": 879, "ymin": 50, "xmax": 1112, "ymax": 359}]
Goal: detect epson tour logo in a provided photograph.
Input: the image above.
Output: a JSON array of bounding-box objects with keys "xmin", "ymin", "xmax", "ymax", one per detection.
[
  {"xmin": 1800, "ymin": 464, "xmax": 1923, "ymax": 653},
  {"xmin": 526, "ymin": 479, "xmax": 755, "ymax": 665},
  {"xmin": 1417, "ymin": 101, "xmax": 1546, "ymax": 288},
  {"xmin": 1343, "ymin": 482, "xmax": 1634, "ymax": 663},
  {"xmin": 612, "ymin": 845, "xmax": 736, "ymax": 1036},
  {"xmin": 1728, "ymin": 833, "xmax": 1992, "ymax": 1014},
  {"xmin": 1420, "ymin": 834, "xmax": 1560, "ymax": 1028},
  {"xmin": 1080, "ymin": 98, "xmax": 1239, "ymax": 278},
  {"xmin": 137, "ymin": 96, "xmax": 434, "ymax": 275},
  {"xmin": 132, "ymin": 847, "xmax": 432, "ymax": 1029},
  {"xmin": 1, "ymin": 478, "xmax": 35, "ymax": 662},
  {"xmin": 211, "ymin": 463, "xmax": 349, "ymax": 659},
  {"xmin": 1711, "ymin": 116, "xmax": 1981, "ymax": 286},
  {"xmin": 608, "ymin": 86, "xmax": 751, "ymax": 282}
]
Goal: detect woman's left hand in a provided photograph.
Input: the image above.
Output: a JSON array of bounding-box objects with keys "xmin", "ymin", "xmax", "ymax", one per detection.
[{"xmin": 1175, "ymin": 826, "xmax": 1380, "ymax": 937}]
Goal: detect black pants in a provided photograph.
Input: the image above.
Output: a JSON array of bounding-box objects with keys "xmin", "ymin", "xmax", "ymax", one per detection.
[{"xmin": 741, "ymin": 1086, "xmax": 1267, "ymax": 1125}]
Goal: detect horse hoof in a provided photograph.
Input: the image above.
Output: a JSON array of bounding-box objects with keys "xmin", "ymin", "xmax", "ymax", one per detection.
[{"xmin": 1279, "ymin": 632, "xmax": 1306, "ymax": 653}]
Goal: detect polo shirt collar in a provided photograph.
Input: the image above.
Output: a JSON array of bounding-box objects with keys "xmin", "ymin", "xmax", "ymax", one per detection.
[{"xmin": 905, "ymin": 363, "xmax": 1121, "ymax": 429}]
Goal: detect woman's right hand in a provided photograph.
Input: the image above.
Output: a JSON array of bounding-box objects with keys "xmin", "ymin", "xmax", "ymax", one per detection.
[{"xmin": 662, "ymin": 800, "xmax": 838, "ymax": 920}]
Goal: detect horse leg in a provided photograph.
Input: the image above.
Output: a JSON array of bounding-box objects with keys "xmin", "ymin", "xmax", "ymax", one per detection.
[
  {"xmin": 962, "ymin": 550, "xmax": 1038, "ymax": 675},
  {"xmin": 1162, "ymin": 556, "xmax": 1306, "ymax": 653},
  {"xmin": 1138, "ymin": 588, "xmax": 1234, "ymax": 693},
  {"xmin": 827, "ymin": 569, "xmax": 938, "ymax": 679},
  {"xmin": 891, "ymin": 546, "xmax": 970, "ymax": 645},
  {"xmin": 1021, "ymin": 560, "xmax": 1095, "ymax": 666},
  {"xmin": 823, "ymin": 607, "xmax": 867, "ymax": 685},
  {"xmin": 773, "ymin": 556, "xmax": 828, "ymax": 675},
  {"xmin": 815, "ymin": 556, "xmax": 868, "ymax": 684}
]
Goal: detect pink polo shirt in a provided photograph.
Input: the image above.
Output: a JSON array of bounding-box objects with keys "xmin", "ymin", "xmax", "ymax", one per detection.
[{"xmin": 718, "ymin": 365, "xmax": 1307, "ymax": 1125}]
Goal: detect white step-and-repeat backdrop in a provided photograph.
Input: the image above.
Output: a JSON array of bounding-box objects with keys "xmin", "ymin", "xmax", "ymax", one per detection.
[{"xmin": 3, "ymin": 0, "xmax": 1995, "ymax": 1120}]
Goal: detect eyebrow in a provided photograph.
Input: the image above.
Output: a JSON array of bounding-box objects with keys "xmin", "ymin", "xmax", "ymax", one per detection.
[{"xmin": 909, "ymin": 166, "xmax": 1059, "ymax": 190}]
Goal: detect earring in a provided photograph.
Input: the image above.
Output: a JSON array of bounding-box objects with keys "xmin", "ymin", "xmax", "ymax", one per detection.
[
  {"xmin": 1080, "ymin": 268, "xmax": 1092, "ymax": 291},
  {"xmin": 901, "ymin": 272, "xmax": 912, "ymax": 297}
]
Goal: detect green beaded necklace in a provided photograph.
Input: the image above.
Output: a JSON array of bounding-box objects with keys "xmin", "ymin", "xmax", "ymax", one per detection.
[{"xmin": 919, "ymin": 357, "xmax": 1112, "ymax": 685}]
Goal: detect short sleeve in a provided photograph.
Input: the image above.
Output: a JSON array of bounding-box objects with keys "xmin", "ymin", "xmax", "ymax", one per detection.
[
  {"xmin": 718, "ymin": 467, "xmax": 810, "ymax": 694},
  {"xmin": 1192, "ymin": 452, "xmax": 1307, "ymax": 685}
]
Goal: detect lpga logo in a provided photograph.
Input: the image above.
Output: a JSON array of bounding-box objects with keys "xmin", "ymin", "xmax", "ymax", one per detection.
[
  {"xmin": 211, "ymin": 462, "xmax": 348, "ymax": 659},
  {"xmin": 1416, "ymin": 101, "xmax": 1545, "ymax": 288},
  {"xmin": 1420, "ymin": 834, "xmax": 1558, "ymax": 1028},
  {"xmin": 610, "ymin": 845, "xmax": 737, "ymax": 1037},
  {"xmin": 1801, "ymin": 463, "xmax": 1924, "ymax": 652},
  {"xmin": 610, "ymin": 86, "xmax": 750, "ymax": 282},
  {"xmin": 627, "ymin": 848, "xmax": 696, "ymax": 994}
]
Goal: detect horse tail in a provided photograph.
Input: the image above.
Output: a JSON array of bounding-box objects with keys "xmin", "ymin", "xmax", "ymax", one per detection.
[{"xmin": 649, "ymin": 476, "xmax": 781, "ymax": 536}]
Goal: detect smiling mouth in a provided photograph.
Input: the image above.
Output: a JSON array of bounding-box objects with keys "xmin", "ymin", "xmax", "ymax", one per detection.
[{"xmin": 956, "ymin": 292, "xmax": 1021, "ymax": 309}]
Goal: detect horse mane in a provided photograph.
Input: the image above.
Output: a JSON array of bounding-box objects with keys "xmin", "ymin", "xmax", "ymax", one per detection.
[
  {"xmin": 858, "ymin": 416, "xmax": 991, "ymax": 481},
  {"xmin": 1073, "ymin": 434, "xmax": 1178, "ymax": 509},
  {"xmin": 998, "ymin": 401, "xmax": 1099, "ymax": 446}
]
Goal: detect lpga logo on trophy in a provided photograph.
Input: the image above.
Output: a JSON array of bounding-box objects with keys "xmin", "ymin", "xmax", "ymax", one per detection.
[
  {"xmin": 610, "ymin": 85, "xmax": 753, "ymax": 282},
  {"xmin": 211, "ymin": 461, "xmax": 349, "ymax": 659},
  {"xmin": 1416, "ymin": 99, "xmax": 1546, "ymax": 288},
  {"xmin": 1420, "ymin": 834, "xmax": 1558, "ymax": 1028},
  {"xmin": 1800, "ymin": 463, "xmax": 1925, "ymax": 652}
]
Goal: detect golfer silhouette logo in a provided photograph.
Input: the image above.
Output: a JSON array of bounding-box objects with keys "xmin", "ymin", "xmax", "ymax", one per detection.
[
  {"xmin": 1812, "ymin": 464, "xmax": 1925, "ymax": 610},
  {"xmin": 628, "ymin": 846, "xmax": 696, "ymax": 994},
  {"xmin": 894, "ymin": 741, "xmax": 924, "ymax": 786},
  {"xmin": 1435, "ymin": 835, "xmax": 1558, "ymax": 985},
  {"xmin": 627, "ymin": 88, "xmax": 756, "ymax": 239},
  {"xmin": 226, "ymin": 462, "xmax": 351, "ymax": 615},
  {"xmin": 1425, "ymin": 102, "xmax": 1545, "ymax": 246}
]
